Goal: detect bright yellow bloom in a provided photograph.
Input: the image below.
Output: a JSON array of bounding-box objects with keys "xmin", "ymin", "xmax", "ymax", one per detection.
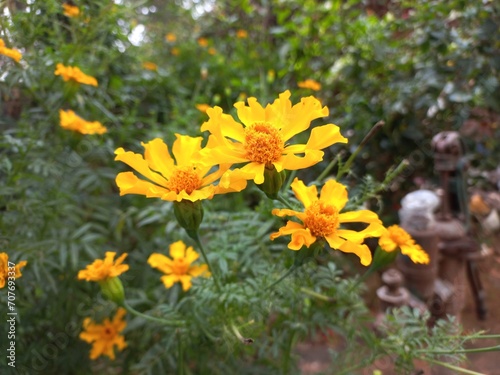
[
  {"xmin": 0, "ymin": 39, "xmax": 22, "ymax": 62},
  {"xmin": 142, "ymin": 61, "xmax": 158, "ymax": 71},
  {"xmin": 54, "ymin": 63, "xmax": 98, "ymax": 86},
  {"xmin": 199, "ymin": 90, "xmax": 347, "ymax": 184},
  {"xmin": 0, "ymin": 253, "xmax": 27, "ymax": 289},
  {"xmin": 78, "ymin": 252, "xmax": 129, "ymax": 282},
  {"xmin": 197, "ymin": 37, "xmax": 209, "ymax": 47},
  {"xmin": 59, "ymin": 110, "xmax": 107, "ymax": 135},
  {"xmin": 196, "ymin": 104, "xmax": 210, "ymax": 113},
  {"xmin": 148, "ymin": 241, "xmax": 210, "ymax": 291},
  {"xmin": 114, "ymin": 134, "xmax": 246, "ymax": 202},
  {"xmin": 79, "ymin": 308, "xmax": 127, "ymax": 360},
  {"xmin": 378, "ymin": 225, "xmax": 430, "ymax": 264},
  {"xmin": 165, "ymin": 33, "xmax": 177, "ymax": 42},
  {"xmin": 171, "ymin": 47, "xmax": 180, "ymax": 56},
  {"xmin": 63, "ymin": 3, "xmax": 80, "ymax": 17},
  {"xmin": 298, "ymin": 79, "xmax": 322, "ymax": 91},
  {"xmin": 236, "ymin": 29, "xmax": 248, "ymax": 38},
  {"xmin": 271, "ymin": 178, "xmax": 386, "ymax": 265}
]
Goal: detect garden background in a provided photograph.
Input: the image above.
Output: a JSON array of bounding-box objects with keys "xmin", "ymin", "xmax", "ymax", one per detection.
[{"xmin": 1, "ymin": 0, "xmax": 500, "ymax": 374}]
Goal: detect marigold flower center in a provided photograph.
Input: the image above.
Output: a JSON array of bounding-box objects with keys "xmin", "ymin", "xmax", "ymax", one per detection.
[
  {"xmin": 244, "ymin": 122, "xmax": 284, "ymax": 164},
  {"xmin": 103, "ymin": 326, "xmax": 115, "ymax": 340},
  {"xmin": 166, "ymin": 166, "xmax": 202, "ymax": 194},
  {"xmin": 304, "ymin": 201, "xmax": 339, "ymax": 237},
  {"xmin": 388, "ymin": 225, "xmax": 412, "ymax": 245},
  {"xmin": 172, "ymin": 258, "xmax": 190, "ymax": 275}
]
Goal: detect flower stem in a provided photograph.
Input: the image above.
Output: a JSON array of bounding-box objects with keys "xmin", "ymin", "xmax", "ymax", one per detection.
[
  {"xmin": 300, "ymin": 287, "xmax": 335, "ymax": 302},
  {"xmin": 337, "ymin": 120, "xmax": 384, "ymax": 180},
  {"xmin": 264, "ymin": 264, "xmax": 299, "ymax": 291},
  {"xmin": 424, "ymin": 357, "xmax": 487, "ymax": 375},
  {"xmin": 418, "ymin": 345, "xmax": 500, "ymax": 355},
  {"xmin": 276, "ymin": 194, "xmax": 294, "ymax": 209},
  {"xmin": 317, "ymin": 152, "xmax": 343, "ymax": 183},
  {"xmin": 123, "ymin": 301, "xmax": 185, "ymax": 327},
  {"xmin": 190, "ymin": 231, "xmax": 222, "ymax": 292}
]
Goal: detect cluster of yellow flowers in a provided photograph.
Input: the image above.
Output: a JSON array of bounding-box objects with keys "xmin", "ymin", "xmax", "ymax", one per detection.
[
  {"xmin": 0, "ymin": 253, "xmax": 27, "ymax": 289},
  {"xmin": 0, "ymin": 38, "xmax": 22, "ymax": 63}
]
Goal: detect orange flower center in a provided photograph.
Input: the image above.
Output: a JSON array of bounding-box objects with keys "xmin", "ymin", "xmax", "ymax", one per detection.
[
  {"xmin": 244, "ymin": 122, "xmax": 284, "ymax": 164},
  {"xmin": 102, "ymin": 326, "xmax": 116, "ymax": 340},
  {"xmin": 304, "ymin": 201, "xmax": 339, "ymax": 237},
  {"xmin": 166, "ymin": 166, "xmax": 202, "ymax": 194},
  {"xmin": 388, "ymin": 225, "xmax": 412, "ymax": 246},
  {"xmin": 171, "ymin": 258, "xmax": 190, "ymax": 275}
]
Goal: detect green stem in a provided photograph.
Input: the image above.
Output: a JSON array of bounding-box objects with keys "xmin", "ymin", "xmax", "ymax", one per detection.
[
  {"xmin": 467, "ymin": 334, "xmax": 500, "ymax": 339},
  {"xmin": 276, "ymin": 194, "xmax": 294, "ymax": 209},
  {"xmin": 424, "ymin": 357, "xmax": 487, "ymax": 375},
  {"xmin": 337, "ymin": 120, "xmax": 384, "ymax": 180},
  {"xmin": 418, "ymin": 345, "xmax": 500, "ymax": 355},
  {"xmin": 190, "ymin": 231, "xmax": 222, "ymax": 292},
  {"xmin": 317, "ymin": 152, "xmax": 343, "ymax": 182},
  {"xmin": 123, "ymin": 301, "xmax": 185, "ymax": 327},
  {"xmin": 300, "ymin": 287, "xmax": 335, "ymax": 302},
  {"xmin": 177, "ymin": 330, "xmax": 184, "ymax": 375},
  {"xmin": 265, "ymin": 264, "xmax": 299, "ymax": 291},
  {"xmin": 283, "ymin": 330, "xmax": 298, "ymax": 375}
]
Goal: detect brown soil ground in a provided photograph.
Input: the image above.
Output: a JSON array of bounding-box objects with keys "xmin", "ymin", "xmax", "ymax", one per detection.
[{"xmin": 297, "ymin": 241, "xmax": 500, "ymax": 375}]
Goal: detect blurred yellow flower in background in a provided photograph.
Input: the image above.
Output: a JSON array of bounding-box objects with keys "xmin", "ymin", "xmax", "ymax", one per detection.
[
  {"xmin": 199, "ymin": 90, "xmax": 347, "ymax": 184},
  {"xmin": 197, "ymin": 37, "xmax": 209, "ymax": 47},
  {"xmin": 298, "ymin": 79, "xmax": 322, "ymax": 91},
  {"xmin": 378, "ymin": 225, "xmax": 430, "ymax": 264},
  {"xmin": 171, "ymin": 47, "xmax": 180, "ymax": 56},
  {"xmin": 0, "ymin": 253, "xmax": 27, "ymax": 288},
  {"xmin": 55, "ymin": 63, "xmax": 98, "ymax": 86},
  {"xmin": 77, "ymin": 252, "xmax": 129, "ymax": 282},
  {"xmin": 114, "ymin": 134, "xmax": 247, "ymax": 202},
  {"xmin": 0, "ymin": 39, "xmax": 22, "ymax": 62},
  {"xmin": 208, "ymin": 47, "xmax": 216, "ymax": 55},
  {"xmin": 236, "ymin": 29, "xmax": 248, "ymax": 38},
  {"xmin": 62, "ymin": 3, "xmax": 80, "ymax": 18},
  {"xmin": 142, "ymin": 61, "xmax": 158, "ymax": 71},
  {"xmin": 165, "ymin": 32, "xmax": 177, "ymax": 42},
  {"xmin": 271, "ymin": 178, "xmax": 386, "ymax": 265},
  {"xmin": 79, "ymin": 308, "xmax": 127, "ymax": 360},
  {"xmin": 59, "ymin": 109, "xmax": 107, "ymax": 135},
  {"xmin": 196, "ymin": 104, "xmax": 210, "ymax": 113},
  {"xmin": 148, "ymin": 240, "xmax": 210, "ymax": 291}
]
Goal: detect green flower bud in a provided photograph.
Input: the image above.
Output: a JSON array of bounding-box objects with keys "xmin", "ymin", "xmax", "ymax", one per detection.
[
  {"xmin": 173, "ymin": 199, "xmax": 204, "ymax": 239},
  {"xmin": 99, "ymin": 277, "xmax": 125, "ymax": 306},
  {"xmin": 256, "ymin": 165, "xmax": 287, "ymax": 199}
]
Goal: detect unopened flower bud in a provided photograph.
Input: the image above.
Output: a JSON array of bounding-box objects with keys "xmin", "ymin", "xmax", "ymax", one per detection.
[
  {"xmin": 99, "ymin": 277, "xmax": 125, "ymax": 306},
  {"xmin": 256, "ymin": 165, "xmax": 287, "ymax": 199},
  {"xmin": 173, "ymin": 199, "xmax": 204, "ymax": 239}
]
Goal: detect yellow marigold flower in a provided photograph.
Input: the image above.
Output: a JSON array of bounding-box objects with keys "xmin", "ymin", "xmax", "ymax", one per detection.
[
  {"xmin": 0, "ymin": 39, "xmax": 22, "ymax": 62},
  {"xmin": 171, "ymin": 47, "xmax": 180, "ymax": 56},
  {"xmin": 197, "ymin": 37, "xmax": 209, "ymax": 47},
  {"xmin": 298, "ymin": 79, "xmax": 322, "ymax": 91},
  {"xmin": 165, "ymin": 33, "xmax": 177, "ymax": 42},
  {"xmin": 114, "ymin": 134, "xmax": 247, "ymax": 202},
  {"xmin": 196, "ymin": 104, "xmax": 210, "ymax": 113},
  {"xmin": 79, "ymin": 308, "xmax": 127, "ymax": 360},
  {"xmin": 59, "ymin": 109, "xmax": 107, "ymax": 135},
  {"xmin": 62, "ymin": 3, "xmax": 80, "ymax": 18},
  {"xmin": 148, "ymin": 241, "xmax": 210, "ymax": 291},
  {"xmin": 378, "ymin": 225, "xmax": 430, "ymax": 264},
  {"xmin": 208, "ymin": 47, "xmax": 216, "ymax": 55},
  {"xmin": 270, "ymin": 178, "xmax": 386, "ymax": 266},
  {"xmin": 0, "ymin": 253, "xmax": 27, "ymax": 289},
  {"xmin": 54, "ymin": 63, "xmax": 98, "ymax": 87},
  {"xmin": 236, "ymin": 29, "xmax": 248, "ymax": 38},
  {"xmin": 199, "ymin": 90, "xmax": 347, "ymax": 184},
  {"xmin": 142, "ymin": 61, "xmax": 158, "ymax": 71},
  {"xmin": 78, "ymin": 252, "xmax": 129, "ymax": 282}
]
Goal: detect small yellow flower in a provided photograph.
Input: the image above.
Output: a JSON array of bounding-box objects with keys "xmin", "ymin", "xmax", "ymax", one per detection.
[
  {"xmin": 378, "ymin": 225, "xmax": 430, "ymax": 264},
  {"xmin": 196, "ymin": 104, "xmax": 210, "ymax": 113},
  {"xmin": 142, "ymin": 61, "xmax": 158, "ymax": 71},
  {"xmin": 298, "ymin": 79, "xmax": 322, "ymax": 91},
  {"xmin": 236, "ymin": 29, "xmax": 248, "ymax": 39},
  {"xmin": 59, "ymin": 109, "xmax": 107, "ymax": 135},
  {"xmin": 197, "ymin": 37, "xmax": 209, "ymax": 47},
  {"xmin": 114, "ymin": 134, "xmax": 247, "ymax": 202},
  {"xmin": 148, "ymin": 241, "xmax": 210, "ymax": 291},
  {"xmin": 79, "ymin": 308, "xmax": 127, "ymax": 360},
  {"xmin": 0, "ymin": 253, "xmax": 27, "ymax": 288},
  {"xmin": 171, "ymin": 47, "xmax": 180, "ymax": 56},
  {"xmin": 54, "ymin": 63, "xmax": 98, "ymax": 87},
  {"xmin": 165, "ymin": 33, "xmax": 177, "ymax": 42},
  {"xmin": 271, "ymin": 178, "xmax": 386, "ymax": 265},
  {"xmin": 62, "ymin": 3, "xmax": 80, "ymax": 18},
  {"xmin": 208, "ymin": 47, "xmax": 216, "ymax": 55},
  {"xmin": 199, "ymin": 90, "xmax": 347, "ymax": 184},
  {"xmin": 78, "ymin": 252, "xmax": 129, "ymax": 282},
  {"xmin": 0, "ymin": 39, "xmax": 22, "ymax": 62}
]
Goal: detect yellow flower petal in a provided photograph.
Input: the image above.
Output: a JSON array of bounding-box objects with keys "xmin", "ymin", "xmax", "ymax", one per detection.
[
  {"xmin": 147, "ymin": 253, "xmax": 173, "ymax": 274},
  {"xmin": 281, "ymin": 95, "xmax": 329, "ymax": 142},
  {"xmin": 234, "ymin": 97, "xmax": 266, "ymax": 128},
  {"xmin": 169, "ymin": 240, "xmax": 187, "ymax": 259},
  {"xmin": 114, "ymin": 148, "xmax": 169, "ymax": 187},
  {"xmin": 142, "ymin": 138, "xmax": 175, "ymax": 178},
  {"xmin": 305, "ymin": 124, "xmax": 348, "ymax": 150},
  {"xmin": 115, "ymin": 172, "xmax": 166, "ymax": 198},
  {"xmin": 171, "ymin": 134, "xmax": 203, "ymax": 167},
  {"xmin": 339, "ymin": 241, "xmax": 372, "ymax": 266},
  {"xmin": 319, "ymin": 179, "xmax": 348, "ymax": 211},
  {"xmin": 290, "ymin": 178, "xmax": 318, "ymax": 208}
]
